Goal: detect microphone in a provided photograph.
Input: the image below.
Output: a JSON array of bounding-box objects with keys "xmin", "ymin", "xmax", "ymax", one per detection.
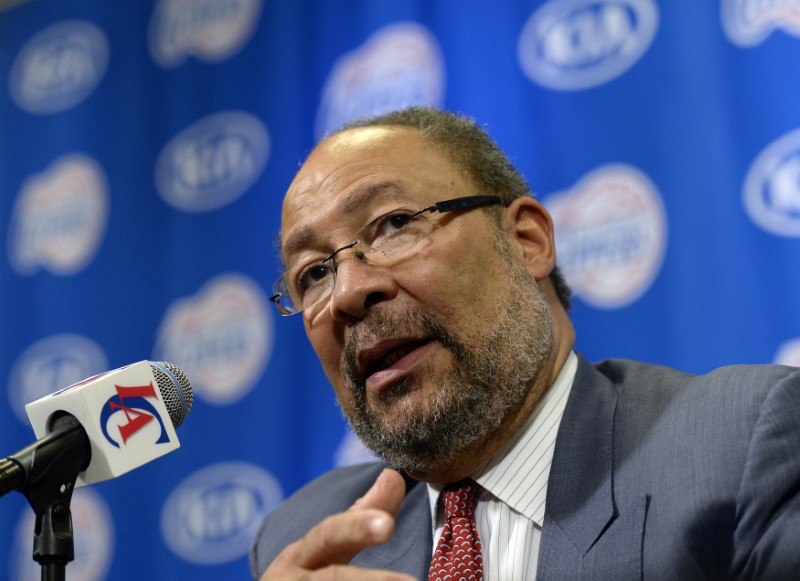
[{"xmin": 1, "ymin": 360, "xmax": 193, "ymax": 496}]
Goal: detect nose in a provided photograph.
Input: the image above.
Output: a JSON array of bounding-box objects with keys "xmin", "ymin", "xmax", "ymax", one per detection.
[{"xmin": 327, "ymin": 251, "xmax": 397, "ymax": 322}]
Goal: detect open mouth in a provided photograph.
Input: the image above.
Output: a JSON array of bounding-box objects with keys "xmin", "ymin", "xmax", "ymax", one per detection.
[{"xmin": 365, "ymin": 339, "xmax": 431, "ymax": 377}]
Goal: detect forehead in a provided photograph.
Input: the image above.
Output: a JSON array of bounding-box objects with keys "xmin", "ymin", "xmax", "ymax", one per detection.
[{"xmin": 280, "ymin": 126, "xmax": 465, "ymax": 260}]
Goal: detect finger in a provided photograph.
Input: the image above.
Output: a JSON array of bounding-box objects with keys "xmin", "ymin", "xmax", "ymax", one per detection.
[
  {"xmin": 274, "ymin": 507, "xmax": 395, "ymax": 571},
  {"xmin": 350, "ymin": 468, "xmax": 406, "ymax": 515}
]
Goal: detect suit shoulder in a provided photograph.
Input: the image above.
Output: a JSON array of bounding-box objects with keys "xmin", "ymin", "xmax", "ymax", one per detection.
[
  {"xmin": 590, "ymin": 358, "xmax": 800, "ymax": 441},
  {"xmin": 593, "ymin": 358, "xmax": 693, "ymax": 390},
  {"xmin": 593, "ymin": 357, "xmax": 797, "ymax": 399}
]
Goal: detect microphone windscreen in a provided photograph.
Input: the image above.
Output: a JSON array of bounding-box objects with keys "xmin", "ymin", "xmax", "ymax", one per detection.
[{"xmin": 149, "ymin": 361, "xmax": 193, "ymax": 429}]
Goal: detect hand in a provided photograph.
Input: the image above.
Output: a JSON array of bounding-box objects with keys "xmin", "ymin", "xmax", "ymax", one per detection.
[{"xmin": 260, "ymin": 468, "xmax": 416, "ymax": 580}]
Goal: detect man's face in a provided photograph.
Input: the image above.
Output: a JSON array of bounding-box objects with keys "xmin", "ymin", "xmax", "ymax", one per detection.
[{"xmin": 280, "ymin": 126, "xmax": 553, "ymax": 475}]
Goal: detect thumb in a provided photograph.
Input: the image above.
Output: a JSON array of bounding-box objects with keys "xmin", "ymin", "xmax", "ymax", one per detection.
[{"xmin": 351, "ymin": 468, "xmax": 406, "ymax": 516}]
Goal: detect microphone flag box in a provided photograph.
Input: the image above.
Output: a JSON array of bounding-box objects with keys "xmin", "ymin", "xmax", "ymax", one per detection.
[{"xmin": 25, "ymin": 361, "xmax": 181, "ymax": 487}]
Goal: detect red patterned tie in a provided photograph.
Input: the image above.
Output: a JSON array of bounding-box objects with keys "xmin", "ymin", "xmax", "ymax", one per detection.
[{"xmin": 429, "ymin": 480, "xmax": 483, "ymax": 581}]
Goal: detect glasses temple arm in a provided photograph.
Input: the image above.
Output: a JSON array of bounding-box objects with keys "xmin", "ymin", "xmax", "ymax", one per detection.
[{"xmin": 421, "ymin": 195, "xmax": 505, "ymax": 215}]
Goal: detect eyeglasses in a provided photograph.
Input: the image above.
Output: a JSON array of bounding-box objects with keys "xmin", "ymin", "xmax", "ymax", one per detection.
[{"xmin": 270, "ymin": 195, "xmax": 505, "ymax": 316}]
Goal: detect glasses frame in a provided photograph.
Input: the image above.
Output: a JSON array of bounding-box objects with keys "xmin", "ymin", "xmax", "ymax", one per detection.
[{"xmin": 270, "ymin": 194, "xmax": 505, "ymax": 316}]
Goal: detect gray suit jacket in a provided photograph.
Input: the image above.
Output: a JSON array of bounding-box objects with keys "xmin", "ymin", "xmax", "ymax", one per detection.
[{"xmin": 250, "ymin": 356, "xmax": 800, "ymax": 579}]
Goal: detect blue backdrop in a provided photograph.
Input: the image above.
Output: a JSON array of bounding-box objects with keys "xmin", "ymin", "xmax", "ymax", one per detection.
[{"xmin": 1, "ymin": 1, "xmax": 799, "ymax": 579}]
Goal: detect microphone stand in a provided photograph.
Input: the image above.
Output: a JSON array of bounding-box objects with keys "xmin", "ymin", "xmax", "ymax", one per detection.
[{"xmin": 1, "ymin": 418, "xmax": 91, "ymax": 581}]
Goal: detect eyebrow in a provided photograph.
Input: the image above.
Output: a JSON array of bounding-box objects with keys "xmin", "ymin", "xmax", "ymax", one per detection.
[{"xmin": 281, "ymin": 181, "xmax": 412, "ymax": 263}]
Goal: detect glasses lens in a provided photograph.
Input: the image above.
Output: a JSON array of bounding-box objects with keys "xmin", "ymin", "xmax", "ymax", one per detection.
[
  {"xmin": 361, "ymin": 210, "xmax": 431, "ymax": 262},
  {"xmin": 272, "ymin": 276, "xmax": 298, "ymax": 315},
  {"xmin": 272, "ymin": 263, "xmax": 337, "ymax": 316}
]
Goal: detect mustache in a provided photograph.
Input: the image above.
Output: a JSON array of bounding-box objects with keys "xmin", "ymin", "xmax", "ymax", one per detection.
[{"xmin": 342, "ymin": 308, "xmax": 467, "ymax": 393}]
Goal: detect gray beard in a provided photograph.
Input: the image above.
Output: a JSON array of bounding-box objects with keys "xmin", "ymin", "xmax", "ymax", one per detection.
[{"xmin": 340, "ymin": 256, "xmax": 553, "ymax": 474}]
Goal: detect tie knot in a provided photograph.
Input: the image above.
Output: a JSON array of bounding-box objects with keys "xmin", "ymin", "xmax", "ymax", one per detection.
[{"xmin": 441, "ymin": 480, "xmax": 479, "ymax": 519}]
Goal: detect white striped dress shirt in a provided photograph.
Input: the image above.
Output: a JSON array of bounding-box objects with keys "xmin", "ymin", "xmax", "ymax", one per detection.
[{"xmin": 428, "ymin": 351, "xmax": 577, "ymax": 580}]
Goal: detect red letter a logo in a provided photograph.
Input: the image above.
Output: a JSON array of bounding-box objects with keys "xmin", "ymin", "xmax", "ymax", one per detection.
[{"xmin": 108, "ymin": 383, "xmax": 159, "ymax": 444}]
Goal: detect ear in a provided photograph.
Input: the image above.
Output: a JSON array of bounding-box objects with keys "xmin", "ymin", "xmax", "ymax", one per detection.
[{"xmin": 502, "ymin": 196, "xmax": 557, "ymax": 281}]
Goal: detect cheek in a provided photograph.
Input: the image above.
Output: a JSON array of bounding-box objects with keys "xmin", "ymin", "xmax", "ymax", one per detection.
[
  {"xmin": 403, "ymin": 241, "xmax": 495, "ymax": 315},
  {"xmin": 311, "ymin": 337, "xmax": 357, "ymax": 411},
  {"xmin": 307, "ymin": 323, "xmax": 346, "ymax": 384},
  {"xmin": 405, "ymin": 241, "xmax": 515, "ymax": 348},
  {"xmin": 330, "ymin": 379, "xmax": 356, "ymax": 414}
]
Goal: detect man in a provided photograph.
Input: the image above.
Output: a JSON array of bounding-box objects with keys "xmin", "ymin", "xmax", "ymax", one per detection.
[{"xmin": 250, "ymin": 107, "xmax": 800, "ymax": 580}]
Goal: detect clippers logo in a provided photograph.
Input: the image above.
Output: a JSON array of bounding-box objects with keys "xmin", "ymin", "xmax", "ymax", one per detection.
[
  {"xmin": 743, "ymin": 128, "xmax": 800, "ymax": 237},
  {"xmin": 161, "ymin": 462, "xmax": 283, "ymax": 564},
  {"xmin": 315, "ymin": 22, "xmax": 445, "ymax": 139},
  {"xmin": 149, "ymin": 0, "xmax": 263, "ymax": 68},
  {"xmin": 8, "ymin": 19, "xmax": 109, "ymax": 114},
  {"xmin": 545, "ymin": 164, "xmax": 667, "ymax": 308},
  {"xmin": 722, "ymin": 0, "xmax": 800, "ymax": 46},
  {"xmin": 155, "ymin": 273, "xmax": 271, "ymax": 404},
  {"xmin": 7, "ymin": 153, "xmax": 109, "ymax": 276},
  {"xmin": 100, "ymin": 383, "xmax": 169, "ymax": 448},
  {"xmin": 155, "ymin": 111, "xmax": 270, "ymax": 212},
  {"xmin": 517, "ymin": 0, "xmax": 659, "ymax": 91}
]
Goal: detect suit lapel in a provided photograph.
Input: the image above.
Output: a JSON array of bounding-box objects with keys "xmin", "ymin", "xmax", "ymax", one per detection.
[{"xmin": 539, "ymin": 354, "xmax": 618, "ymax": 564}]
